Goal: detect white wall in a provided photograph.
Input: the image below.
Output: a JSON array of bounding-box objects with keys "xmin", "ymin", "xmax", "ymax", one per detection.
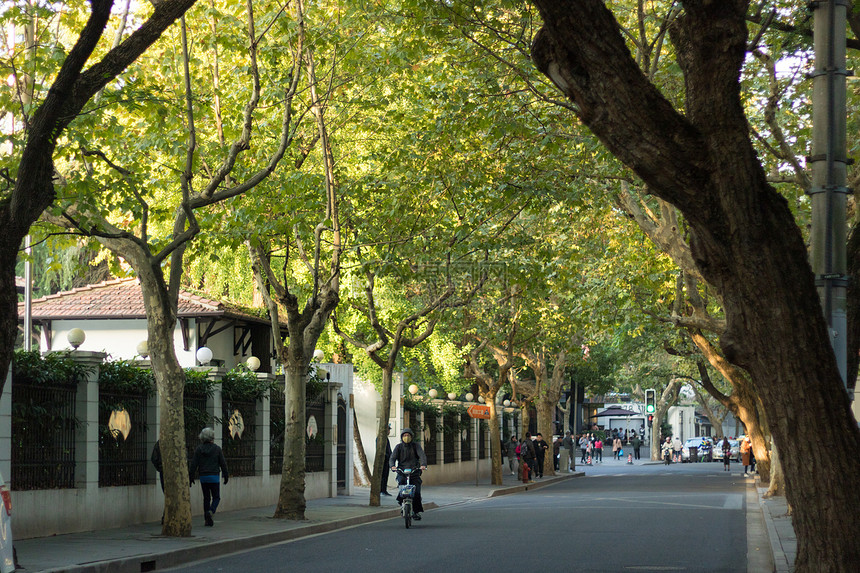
[
  {"xmin": 44, "ymin": 318, "xmax": 272, "ymax": 371},
  {"xmin": 45, "ymin": 318, "xmax": 196, "ymax": 367},
  {"xmin": 667, "ymin": 406, "xmax": 696, "ymax": 442},
  {"xmin": 12, "ymin": 472, "xmax": 333, "ymax": 539}
]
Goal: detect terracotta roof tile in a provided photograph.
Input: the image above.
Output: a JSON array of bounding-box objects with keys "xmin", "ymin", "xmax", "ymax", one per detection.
[{"xmin": 17, "ymin": 277, "xmax": 266, "ymax": 323}]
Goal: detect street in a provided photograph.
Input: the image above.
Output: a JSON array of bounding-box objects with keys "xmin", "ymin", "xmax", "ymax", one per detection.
[{"xmin": 165, "ymin": 461, "xmax": 748, "ymax": 573}]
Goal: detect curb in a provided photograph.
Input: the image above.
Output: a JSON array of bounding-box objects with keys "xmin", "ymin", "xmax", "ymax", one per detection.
[
  {"xmin": 486, "ymin": 473, "xmax": 582, "ymax": 497},
  {"xmin": 35, "ymin": 476, "xmax": 582, "ymax": 573},
  {"xmin": 36, "ymin": 504, "xmax": 439, "ymax": 573}
]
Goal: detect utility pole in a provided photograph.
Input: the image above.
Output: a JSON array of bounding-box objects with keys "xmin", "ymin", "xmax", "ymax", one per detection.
[{"xmin": 809, "ymin": 0, "xmax": 849, "ymax": 395}]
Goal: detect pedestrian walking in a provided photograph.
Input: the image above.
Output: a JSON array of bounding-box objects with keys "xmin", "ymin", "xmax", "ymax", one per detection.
[
  {"xmin": 741, "ymin": 436, "xmax": 755, "ymax": 476},
  {"xmin": 612, "ymin": 436, "xmax": 622, "ymax": 460},
  {"xmin": 672, "ymin": 436, "xmax": 683, "ymax": 463},
  {"xmin": 722, "ymin": 438, "xmax": 732, "ymax": 471},
  {"xmin": 631, "ymin": 434, "xmax": 642, "ymax": 460},
  {"xmin": 520, "ymin": 434, "xmax": 536, "ymax": 483},
  {"xmin": 552, "ymin": 435, "xmax": 562, "ymax": 470},
  {"xmin": 594, "ymin": 436, "xmax": 603, "ymax": 463},
  {"xmin": 189, "ymin": 427, "xmax": 229, "ymax": 527},
  {"xmin": 579, "ymin": 434, "xmax": 589, "ymax": 464},
  {"xmin": 562, "ymin": 431, "xmax": 575, "ymax": 471},
  {"xmin": 506, "ymin": 436, "xmax": 519, "ymax": 476}
]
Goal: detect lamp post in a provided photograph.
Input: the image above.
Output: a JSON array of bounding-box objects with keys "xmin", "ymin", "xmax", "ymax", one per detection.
[{"xmin": 136, "ymin": 340, "xmax": 149, "ymax": 359}]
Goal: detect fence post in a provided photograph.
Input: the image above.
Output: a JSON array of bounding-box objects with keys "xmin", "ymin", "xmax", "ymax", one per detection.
[
  {"xmin": 256, "ymin": 372, "xmax": 275, "ymax": 478},
  {"xmin": 70, "ymin": 351, "xmax": 106, "ymax": 490}
]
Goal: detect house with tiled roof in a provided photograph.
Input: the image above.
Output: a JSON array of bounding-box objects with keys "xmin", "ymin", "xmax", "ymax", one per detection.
[{"xmin": 17, "ymin": 277, "xmax": 281, "ymax": 372}]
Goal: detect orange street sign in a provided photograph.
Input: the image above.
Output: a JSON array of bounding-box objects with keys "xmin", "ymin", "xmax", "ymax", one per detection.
[{"xmin": 467, "ymin": 404, "xmax": 491, "ymax": 419}]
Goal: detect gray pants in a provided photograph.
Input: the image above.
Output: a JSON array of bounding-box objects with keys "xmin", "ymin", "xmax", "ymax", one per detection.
[{"xmin": 508, "ymin": 455, "xmax": 518, "ymax": 474}]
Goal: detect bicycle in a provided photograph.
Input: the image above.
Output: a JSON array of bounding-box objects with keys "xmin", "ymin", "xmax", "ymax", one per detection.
[{"xmin": 394, "ymin": 467, "xmax": 419, "ymax": 528}]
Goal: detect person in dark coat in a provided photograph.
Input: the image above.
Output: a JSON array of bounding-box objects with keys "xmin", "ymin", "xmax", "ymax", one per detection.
[
  {"xmin": 533, "ymin": 433, "xmax": 549, "ymax": 478},
  {"xmin": 189, "ymin": 427, "xmax": 229, "ymax": 527},
  {"xmin": 389, "ymin": 428, "xmax": 427, "ymax": 519},
  {"xmin": 151, "ymin": 440, "xmax": 165, "ymax": 523},
  {"xmin": 380, "ymin": 435, "xmax": 393, "ymax": 496}
]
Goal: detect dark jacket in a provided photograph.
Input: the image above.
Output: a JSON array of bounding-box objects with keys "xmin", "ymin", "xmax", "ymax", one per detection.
[
  {"xmin": 150, "ymin": 441, "xmax": 162, "ymax": 472},
  {"xmin": 534, "ymin": 439, "xmax": 549, "ymax": 459},
  {"xmin": 389, "ymin": 441, "xmax": 427, "ymax": 470},
  {"xmin": 520, "ymin": 439, "xmax": 535, "ymax": 460},
  {"xmin": 189, "ymin": 442, "xmax": 229, "ymax": 478}
]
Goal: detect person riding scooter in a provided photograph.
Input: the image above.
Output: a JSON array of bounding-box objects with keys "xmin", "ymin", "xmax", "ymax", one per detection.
[{"xmin": 389, "ymin": 428, "xmax": 428, "ymax": 520}]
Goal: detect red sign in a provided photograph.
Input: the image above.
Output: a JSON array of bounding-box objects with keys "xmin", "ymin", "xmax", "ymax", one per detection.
[{"xmin": 467, "ymin": 404, "xmax": 491, "ymax": 419}]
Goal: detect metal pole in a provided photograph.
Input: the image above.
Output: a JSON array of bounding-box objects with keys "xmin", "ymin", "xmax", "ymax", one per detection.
[
  {"xmin": 809, "ymin": 0, "xmax": 849, "ymax": 394},
  {"xmin": 475, "ymin": 417, "xmax": 479, "ymax": 486},
  {"xmin": 571, "ymin": 381, "xmax": 577, "ymax": 470}
]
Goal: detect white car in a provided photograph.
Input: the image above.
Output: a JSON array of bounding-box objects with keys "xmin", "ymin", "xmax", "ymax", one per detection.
[
  {"xmin": 681, "ymin": 437, "xmax": 707, "ymax": 462},
  {"xmin": 0, "ymin": 470, "xmax": 14, "ymax": 573}
]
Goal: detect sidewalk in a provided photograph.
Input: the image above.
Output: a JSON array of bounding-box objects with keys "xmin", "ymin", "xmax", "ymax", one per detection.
[
  {"xmin": 15, "ymin": 471, "xmax": 579, "ymax": 573},
  {"xmin": 756, "ymin": 482, "xmax": 796, "ymax": 572}
]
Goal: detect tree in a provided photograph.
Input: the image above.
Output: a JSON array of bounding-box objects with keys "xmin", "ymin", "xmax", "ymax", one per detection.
[
  {"xmin": 529, "ymin": 3, "xmax": 860, "ymax": 569},
  {"xmin": 0, "ymin": 0, "xmax": 198, "ymax": 399},
  {"xmin": 39, "ymin": 0, "xmax": 307, "ymax": 535},
  {"xmin": 333, "ymin": 258, "xmax": 478, "ymax": 506},
  {"xmin": 245, "ymin": 42, "xmax": 341, "ymax": 516}
]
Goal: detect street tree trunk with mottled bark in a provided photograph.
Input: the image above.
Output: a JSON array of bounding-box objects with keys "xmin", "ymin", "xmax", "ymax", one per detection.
[{"xmin": 530, "ymin": 3, "xmax": 860, "ymax": 569}]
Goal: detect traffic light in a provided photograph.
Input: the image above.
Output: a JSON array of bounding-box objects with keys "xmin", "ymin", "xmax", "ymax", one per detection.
[
  {"xmin": 645, "ymin": 389, "xmax": 656, "ymax": 414},
  {"xmin": 648, "ymin": 415, "xmax": 654, "ymax": 427}
]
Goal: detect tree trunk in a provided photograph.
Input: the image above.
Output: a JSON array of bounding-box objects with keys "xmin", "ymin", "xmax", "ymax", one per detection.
[
  {"xmin": 691, "ymin": 335, "xmax": 771, "ymax": 481},
  {"xmin": 274, "ymin": 364, "xmax": 307, "ymax": 519},
  {"xmin": 536, "ymin": 399, "xmax": 555, "ymax": 477},
  {"xmin": 353, "ymin": 408, "xmax": 372, "ymax": 486},
  {"xmin": 485, "ymin": 393, "xmax": 503, "ymax": 485},
  {"xmin": 520, "ymin": 405, "xmax": 531, "ymax": 439},
  {"xmin": 369, "ymin": 366, "xmax": 395, "ymax": 507},
  {"xmin": 134, "ymin": 269, "xmax": 193, "ymax": 536},
  {"xmin": 530, "ymin": 5, "xmax": 860, "ymax": 569},
  {"xmin": 765, "ymin": 440, "xmax": 785, "ymax": 498},
  {"xmin": 0, "ymin": 264, "xmax": 16, "ymax": 397}
]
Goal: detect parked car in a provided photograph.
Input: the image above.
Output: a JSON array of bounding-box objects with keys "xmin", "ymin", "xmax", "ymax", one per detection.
[
  {"xmin": 0, "ymin": 470, "xmax": 14, "ymax": 573},
  {"xmin": 681, "ymin": 437, "xmax": 706, "ymax": 462},
  {"xmin": 712, "ymin": 438, "xmax": 741, "ymax": 462}
]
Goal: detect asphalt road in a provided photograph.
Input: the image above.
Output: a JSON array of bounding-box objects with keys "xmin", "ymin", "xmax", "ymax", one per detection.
[{"xmin": 165, "ymin": 461, "xmax": 748, "ymax": 573}]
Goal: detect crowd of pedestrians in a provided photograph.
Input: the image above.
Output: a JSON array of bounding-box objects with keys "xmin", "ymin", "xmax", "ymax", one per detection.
[{"xmin": 500, "ymin": 429, "xmax": 756, "ymax": 477}]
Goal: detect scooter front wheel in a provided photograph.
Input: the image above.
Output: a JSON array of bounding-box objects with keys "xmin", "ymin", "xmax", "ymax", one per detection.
[{"xmin": 403, "ymin": 501, "xmax": 412, "ymax": 528}]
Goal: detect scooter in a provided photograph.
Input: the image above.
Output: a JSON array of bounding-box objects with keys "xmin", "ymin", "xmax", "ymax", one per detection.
[{"xmin": 394, "ymin": 467, "xmax": 419, "ymax": 528}]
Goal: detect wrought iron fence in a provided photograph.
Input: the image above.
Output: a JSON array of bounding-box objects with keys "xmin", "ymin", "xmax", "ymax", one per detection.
[
  {"xmin": 424, "ymin": 411, "xmax": 437, "ymax": 465},
  {"xmin": 98, "ymin": 390, "xmax": 149, "ymax": 486},
  {"xmin": 270, "ymin": 383, "xmax": 285, "ymax": 475},
  {"xmin": 222, "ymin": 398, "xmax": 257, "ymax": 476},
  {"xmin": 443, "ymin": 411, "xmax": 456, "ymax": 464},
  {"xmin": 11, "ymin": 377, "xmax": 79, "ymax": 490},
  {"xmin": 461, "ymin": 414, "xmax": 472, "ymax": 462},
  {"xmin": 305, "ymin": 387, "xmax": 326, "ymax": 473}
]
